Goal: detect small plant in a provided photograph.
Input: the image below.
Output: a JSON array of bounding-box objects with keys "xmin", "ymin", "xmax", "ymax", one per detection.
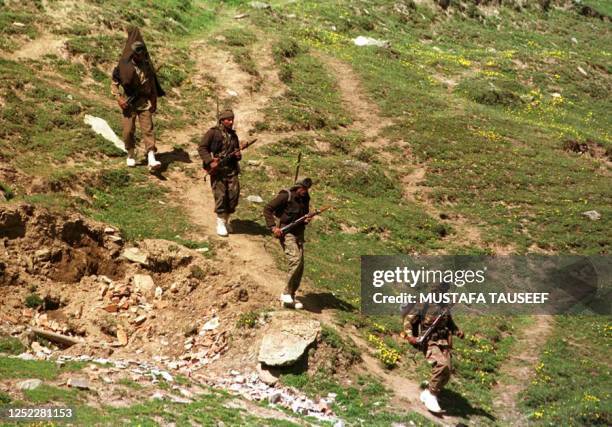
[
  {"xmin": 25, "ymin": 293, "xmax": 43, "ymax": 309},
  {"xmin": 236, "ymin": 311, "xmax": 259, "ymax": 329},
  {"xmin": 0, "ymin": 181, "xmax": 14, "ymax": 200},
  {"xmin": 189, "ymin": 265, "xmax": 206, "ymax": 281},
  {"xmin": 367, "ymin": 334, "xmax": 401, "ymax": 369},
  {"xmin": 0, "ymin": 335, "xmax": 26, "ymax": 355}
]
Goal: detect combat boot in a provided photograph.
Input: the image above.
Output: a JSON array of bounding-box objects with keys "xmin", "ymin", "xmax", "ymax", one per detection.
[
  {"xmin": 420, "ymin": 389, "xmax": 442, "ymax": 413},
  {"xmin": 216, "ymin": 215, "xmax": 228, "ymax": 237}
]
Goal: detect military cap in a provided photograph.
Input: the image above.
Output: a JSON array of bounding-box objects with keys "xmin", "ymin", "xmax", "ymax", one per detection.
[
  {"xmin": 294, "ymin": 177, "xmax": 313, "ymax": 189},
  {"xmin": 218, "ymin": 109, "xmax": 235, "ymax": 121}
]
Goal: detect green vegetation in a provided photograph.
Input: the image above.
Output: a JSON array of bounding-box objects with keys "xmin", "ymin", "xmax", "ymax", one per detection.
[
  {"xmin": 0, "ymin": 335, "xmax": 25, "ymax": 355},
  {"xmin": 23, "ymin": 384, "xmax": 82, "ymax": 404},
  {"xmin": 24, "ymin": 293, "xmax": 43, "ymax": 308},
  {"xmin": 0, "ymin": 356, "xmax": 85, "ymax": 380},
  {"xmin": 84, "ymin": 168, "xmax": 191, "ymax": 242},
  {"xmin": 520, "ymin": 316, "xmax": 611, "ymax": 425},
  {"xmin": 281, "ymin": 372, "xmax": 432, "ymax": 426},
  {"xmin": 236, "ymin": 310, "xmax": 260, "ymax": 328}
]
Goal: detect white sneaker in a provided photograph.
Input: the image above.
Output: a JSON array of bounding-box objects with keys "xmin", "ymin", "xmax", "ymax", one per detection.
[
  {"xmin": 216, "ymin": 216, "xmax": 228, "ymax": 237},
  {"xmin": 223, "ymin": 214, "xmax": 232, "ymax": 233},
  {"xmin": 280, "ymin": 294, "xmax": 294, "ymax": 305},
  {"xmin": 293, "ymin": 301, "xmax": 303, "ymax": 310},
  {"xmin": 147, "ymin": 150, "xmax": 161, "ymax": 170},
  {"xmin": 127, "ymin": 149, "xmax": 136, "ymax": 167},
  {"xmin": 420, "ymin": 389, "xmax": 442, "ymax": 413}
]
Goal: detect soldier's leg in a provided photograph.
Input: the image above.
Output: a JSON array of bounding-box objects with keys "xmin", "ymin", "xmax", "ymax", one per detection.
[
  {"xmin": 122, "ymin": 113, "xmax": 137, "ymax": 151},
  {"xmin": 210, "ymin": 177, "xmax": 228, "ymax": 214},
  {"xmin": 138, "ymin": 110, "xmax": 156, "ymax": 153},
  {"xmin": 281, "ymin": 233, "xmax": 304, "ymax": 296},
  {"xmin": 426, "ymin": 344, "xmax": 452, "ymax": 395},
  {"xmin": 226, "ymin": 175, "xmax": 240, "ymax": 214}
]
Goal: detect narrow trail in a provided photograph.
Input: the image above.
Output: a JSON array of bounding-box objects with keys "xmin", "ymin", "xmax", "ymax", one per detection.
[
  {"xmin": 318, "ymin": 53, "xmax": 489, "ymax": 252},
  {"xmin": 492, "ymin": 315, "xmax": 554, "ymax": 426}
]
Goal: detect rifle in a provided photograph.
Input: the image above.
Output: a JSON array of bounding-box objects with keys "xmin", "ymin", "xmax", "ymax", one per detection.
[
  {"xmin": 280, "ymin": 206, "xmax": 331, "ymax": 235},
  {"xmin": 415, "ymin": 305, "xmax": 452, "ymax": 348},
  {"xmin": 205, "ymin": 138, "xmax": 257, "ymax": 178}
]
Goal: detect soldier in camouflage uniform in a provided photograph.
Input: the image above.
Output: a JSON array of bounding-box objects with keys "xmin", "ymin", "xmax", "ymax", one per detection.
[
  {"xmin": 403, "ymin": 282, "xmax": 465, "ymax": 413},
  {"xmin": 198, "ymin": 109, "xmax": 241, "ymax": 237}
]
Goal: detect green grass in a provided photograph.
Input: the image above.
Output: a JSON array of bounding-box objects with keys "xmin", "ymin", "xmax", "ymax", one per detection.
[
  {"xmin": 0, "ymin": 335, "xmax": 25, "ymax": 355},
  {"xmin": 520, "ymin": 316, "xmax": 612, "ymax": 425},
  {"xmin": 23, "ymin": 384, "xmax": 82, "ymax": 405},
  {"xmin": 83, "ymin": 168, "xmax": 191, "ymax": 242},
  {"xmin": 281, "ymin": 372, "xmax": 433, "ymax": 426},
  {"xmin": 0, "ymin": 357, "xmax": 85, "ymax": 380}
]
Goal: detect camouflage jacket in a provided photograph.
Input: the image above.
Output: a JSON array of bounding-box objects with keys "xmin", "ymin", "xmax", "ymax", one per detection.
[{"xmin": 402, "ymin": 303, "xmax": 459, "ymax": 346}]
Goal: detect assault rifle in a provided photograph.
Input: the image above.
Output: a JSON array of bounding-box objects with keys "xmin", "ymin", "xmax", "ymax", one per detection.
[
  {"xmin": 415, "ymin": 305, "xmax": 452, "ymax": 348},
  {"xmin": 206, "ymin": 138, "xmax": 257, "ymax": 178},
  {"xmin": 279, "ymin": 206, "xmax": 331, "ymax": 235}
]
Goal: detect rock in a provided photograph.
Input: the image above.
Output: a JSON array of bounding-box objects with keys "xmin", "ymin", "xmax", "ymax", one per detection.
[
  {"xmin": 342, "ymin": 159, "xmax": 370, "ymax": 171},
  {"xmin": 17, "ymin": 353, "xmax": 35, "ymax": 361},
  {"xmin": 121, "ymin": 247, "xmax": 148, "ymax": 266},
  {"xmin": 98, "ymin": 275, "xmax": 113, "ymax": 285},
  {"xmin": 247, "ymin": 160, "xmax": 262, "ymax": 166},
  {"xmin": 138, "ymin": 239, "xmax": 193, "ymax": 272},
  {"xmin": 268, "ymin": 390, "xmax": 282, "ymax": 404},
  {"xmin": 12, "ymin": 22, "xmax": 26, "ymax": 28},
  {"xmin": 246, "ymin": 195, "xmax": 264, "ymax": 203},
  {"xmin": 33, "ymin": 249, "xmax": 51, "ymax": 262},
  {"xmin": 31, "ymin": 341, "xmax": 44, "ymax": 353},
  {"xmin": 195, "ymin": 248, "xmax": 209, "ymax": 253},
  {"xmin": 169, "ymin": 395, "xmax": 191, "ymax": 404},
  {"xmin": 353, "ymin": 36, "xmax": 389, "ymax": 48},
  {"xmin": 151, "ymin": 391, "xmax": 165, "ymax": 400},
  {"xmin": 582, "ymin": 210, "xmax": 601, "ymax": 221},
  {"xmin": 134, "ymin": 315, "xmax": 147, "ymax": 325},
  {"xmin": 250, "ymin": 1, "xmax": 271, "ymax": 9},
  {"xmin": 84, "ymin": 115, "xmax": 126, "ymax": 153},
  {"xmin": 160, "ymin": 371, "xmax": 173, "ymax": 382},
  {"xmin": 107, "ymin": 235, "xmax": 123, "ymax": 243},
  {"xmin": 257, "ymin": 363, "xmax": 279, "ymax": 386},
  {"xmin": 571, "ymin": 37, "xmax": 578, "ymax": 45},
  {"xmin": 236, "ymin": 288, "xmax": 249, "ymax": 302},
  {"xmin": 155, "ymin": 286, "xmax": 163, "ymax": 299},
  {"xmin": 103, "ymin": 304, "xmax": 119, "ymax": 313},
  {"xmin": 67, "ymin": 377, "xmax": 90, "ymax": 390},
  {"xmin": 104, "ymin": 227, "xmax": 116, "ymax": 234},
  {"xmin": 17, "ymin": 379, "xmax": 42, "ymax": 390},
  {"xmin": 132, "ymin": 274, "xmax": 155, "ymax": 296},
  {"xmin": 202, "ymin": 317, "xmax": 220, "ymax": 331},
  {"xmin": 577, "ymin": 66, "xmax": 588, "ymax": 77},
  {"xmin": 234, "ymin": 13, "xmax": 249, "ymax": 19},
  {"xmin": 117, "ymin": 328, "xmax": 129, "ymax": 346},
  {"xmin": 333, "ymin": 421, "xmax": 345, "ymax": 427},
  {"xmin": 258, "ymin": 318, "xmax": 320, "ymax": 366}
]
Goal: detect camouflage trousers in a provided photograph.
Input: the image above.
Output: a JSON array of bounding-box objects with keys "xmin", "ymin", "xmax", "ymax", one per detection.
[
  {"xmin": 280, "ymin": 232, "xmax": 304, "ymax": 296},
  {"xmin": 210, "ymin": 174, "xmax": 240, "ymax": 215},
  {"xmin": 122, "ymin": 109, "xmax": 156, "ymax": 152},
  {"xmin": 425, "ymin": 342, "xmax": 452, "ymax": 395}
]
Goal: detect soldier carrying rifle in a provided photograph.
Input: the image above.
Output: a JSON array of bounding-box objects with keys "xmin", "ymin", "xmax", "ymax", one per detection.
[
  {"xmin": 198, "ymin": 109, "xmax": 243, "ymax": 237},
  {"xmin": 263, "ymin": 178, "xmax": 319, "ymax": 309},
  {"xmin": 111, "ymin": 27, "xmax": 164, "ymax": 170},
  {"xmin": 402, "ymin": 281, "xmax": 465, "ymax": 413}
]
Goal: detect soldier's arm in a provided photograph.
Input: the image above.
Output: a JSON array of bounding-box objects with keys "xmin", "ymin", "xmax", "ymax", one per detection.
[
  {"xmin": 263, "ymin": 191, "xmax": 289, "ymax": 230},
  {"xmin": 448, "ymin": 315, "xmax": 464, "ymax": 338},
  {"xmin": 198, "ymin": 129, "xmax": 215, "ymax": 169},
  {"xmin": 233, "ymin": 135, "xmax": 242, "ymax": 161}
]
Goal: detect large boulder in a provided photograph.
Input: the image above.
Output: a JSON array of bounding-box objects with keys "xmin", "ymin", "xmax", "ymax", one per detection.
[{"xmin": 258, "ymin": 315, "xmax": 320, "ymax": 367}]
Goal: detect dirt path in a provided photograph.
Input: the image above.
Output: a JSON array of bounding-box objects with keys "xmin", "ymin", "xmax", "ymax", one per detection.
[{"xmin": 492, "ymin": 315, "xmax": 554, "ymax": 426}]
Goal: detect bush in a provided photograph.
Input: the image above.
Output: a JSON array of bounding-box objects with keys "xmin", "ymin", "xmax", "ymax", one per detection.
[
  {"xmin": 273, "ymin": 38, "xmax": 303, "ymax": 61},
  {"xmin": 25, "ymin": 293, "xmax": 43, "ymax": 308},
  {"xmin": 0, "ymin": 335, "xmax": 25, "ymax": 355}
]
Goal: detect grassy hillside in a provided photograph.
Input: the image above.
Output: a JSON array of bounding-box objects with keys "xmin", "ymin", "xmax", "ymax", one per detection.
[{"xmin": 0, "ymin": 0, "xmax": 610, "ymax": 425}]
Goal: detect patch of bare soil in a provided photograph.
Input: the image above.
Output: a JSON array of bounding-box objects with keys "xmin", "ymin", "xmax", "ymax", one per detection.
[{"xmin": 492, "ymin": 315, "xmax": 553, "ymax": 426}]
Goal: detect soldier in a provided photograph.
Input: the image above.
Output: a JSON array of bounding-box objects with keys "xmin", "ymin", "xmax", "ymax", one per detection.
[
  {"xmin": 198, "ymin": 109, "xmax": 241, "ymax": 237},
  {"xmin": 263, "ymin": 178, "xmax": 313, "ymax": 309},
  {"xmin": 403, "ymin": 282, "xmax": 465, "ymax": 413},
  {"xmin": 111, "ymin": 30, "xmax": 164, "ymax": 170}
]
